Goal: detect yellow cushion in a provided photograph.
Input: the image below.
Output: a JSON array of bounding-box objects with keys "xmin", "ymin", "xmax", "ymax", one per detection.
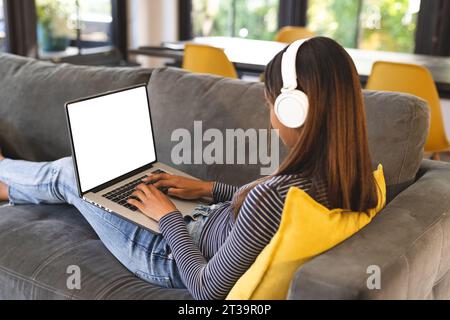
[{"xmin": 227, "ymin": 165, "xmax": 386, "ymax": 300}]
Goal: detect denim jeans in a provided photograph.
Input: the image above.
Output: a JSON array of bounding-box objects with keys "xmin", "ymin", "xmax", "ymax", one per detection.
[{"xmin": 0, "ymin": 157, "xmax": 211, "ymax": 289}]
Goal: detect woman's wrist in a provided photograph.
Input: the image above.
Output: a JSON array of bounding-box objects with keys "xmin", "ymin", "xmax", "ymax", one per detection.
[{"xmin": 202, "ymin": 181, "xmax": 215, "ymax": 198}]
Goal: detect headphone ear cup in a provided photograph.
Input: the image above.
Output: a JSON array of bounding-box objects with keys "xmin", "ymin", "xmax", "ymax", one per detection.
[{"xmin": 274, "ymin": 90, "xmax": 309, "ymax": 129}]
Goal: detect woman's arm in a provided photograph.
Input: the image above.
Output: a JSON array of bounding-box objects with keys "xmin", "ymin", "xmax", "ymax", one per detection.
[
  {"xmin": 212, "ymin": 182, "xmax": 240, "ymax": 203},
  {"xmin": 144, "ymin": 173, "xmax": 214, "ymax": 200},
  {"xmin": 146, "ymin": 173, "xmax": 240, "ymax": 203},
  {"xmin": 159, "ymin": 183, "xmax": 284, "ymax": 300}
]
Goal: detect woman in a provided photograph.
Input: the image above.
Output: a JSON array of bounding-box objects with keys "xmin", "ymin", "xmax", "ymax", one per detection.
[{"xmin": 0, "ymin": 37, "xmax": 378, "ymax": 300}]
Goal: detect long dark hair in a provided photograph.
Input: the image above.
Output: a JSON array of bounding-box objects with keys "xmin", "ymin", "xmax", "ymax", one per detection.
[{"xmin": 233, "ymin": 37, "xmax": 378, "ymax": 216}]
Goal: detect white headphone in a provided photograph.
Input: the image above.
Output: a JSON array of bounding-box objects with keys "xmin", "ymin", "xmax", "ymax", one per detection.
[{"xmin": 274, "ymin": 39, "xmax": 310, "ymax": 129}]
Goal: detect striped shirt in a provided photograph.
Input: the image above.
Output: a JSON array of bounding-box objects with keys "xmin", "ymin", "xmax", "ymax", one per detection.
[{"xmin": 159, "ymin": 175, "xmax": 330, "ymax": 300}]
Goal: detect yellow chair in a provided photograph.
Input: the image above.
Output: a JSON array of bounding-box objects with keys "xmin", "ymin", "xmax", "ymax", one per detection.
[
  {"xmin": 366, "ymin": 61, "xmax": 450, "ymax": 159},
  {"xmin": 182, "ymin": 44, "xmax": 238, "ymax": 79},
  {"xmin": 275, "ymin": 26, "xmax": 315, "ymax": 43}
]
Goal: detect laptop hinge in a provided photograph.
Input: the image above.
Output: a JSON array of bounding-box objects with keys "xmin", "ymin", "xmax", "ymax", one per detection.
[{"xmin": 89, "ymin": 163, "xmax": 155, "ymax": 194}]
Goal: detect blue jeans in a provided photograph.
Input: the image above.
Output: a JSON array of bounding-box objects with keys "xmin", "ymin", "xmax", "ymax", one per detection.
[{"xmin": 0, "ymin": 157, "xmax": 211, "ymax": 289}]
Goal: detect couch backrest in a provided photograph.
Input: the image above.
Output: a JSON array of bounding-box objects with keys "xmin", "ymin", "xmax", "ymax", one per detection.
[
  {"xmin": 0, "ymin": 53, "xmax": 152, "ymax": 161},
  {"xmin": 364, "ymin": 90, "xmax": 429, "ymax": 199},
  {"xmin": 148, "ymin": 68, "xmax": 429, "ymax": 197}
]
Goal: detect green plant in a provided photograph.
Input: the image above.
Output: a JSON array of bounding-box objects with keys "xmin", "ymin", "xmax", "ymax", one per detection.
[
  {"xmin": 36, "ymin": 0, "xmax": 73, "ymax": 38},
  {"xmin": 307, "ymin": 0, "xmax": 419, "ymax": 53}
]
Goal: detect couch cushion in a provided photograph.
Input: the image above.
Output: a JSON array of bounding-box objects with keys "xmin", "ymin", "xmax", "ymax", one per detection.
[
  {"xmin": 0, "ymin": 204, "xmax": 192, "ymax": 300},
  {"xmin": 149, "ymin": 68, "xmax": 429, "ymax": 193},
  {"xmin": 0, "ymin": 53, "xmax": 152, "ymax": 162}
]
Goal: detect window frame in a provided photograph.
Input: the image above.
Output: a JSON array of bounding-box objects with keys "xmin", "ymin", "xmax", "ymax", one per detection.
[
  {"xmin": 415, "ymin": 0, "xmax": 450, "ymax": 56},
  {"xmin": 3, "ymin": 0, "xmax": 38, "ymax": 57},
  {"xmin": 0, "ymin": 0, "xmax": 7, "ymax": 51},
  {"xmin": 278, "ymin": 0, "xmax": 307, "ymax": 29},
  {"xmin": 179, "ymin": 0, "xmax": 192, "ymax": 41}
]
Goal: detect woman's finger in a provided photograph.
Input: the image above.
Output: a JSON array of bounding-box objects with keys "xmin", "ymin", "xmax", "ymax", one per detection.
[
  {"xmin": 127, "ymin": 199, "xmax": 144, "ymax": 211},
  {"xmin": 167, "ymin": 188, "xmax": 184, "ymax": 198},
  {"xmin": 132, "ymin": 189, "xmax": 147, "ymax": 202},
  {"xmin": 153, "ymin": 179, "xmax": 179, "ymax": 189},
  {"xmin": 135, "ymin": 184, "xmax": 152, "ymax": 198},
  {"xmin": 145, "ymin": 183, "xmax": 157, "ymax": 193},
  {"xmin": 146, "ymin": 183, "xmax": 166, "ymax": 197},
  {"xmin": 143, "ymin": 173, "xmax": 172, "ymax": 183}
]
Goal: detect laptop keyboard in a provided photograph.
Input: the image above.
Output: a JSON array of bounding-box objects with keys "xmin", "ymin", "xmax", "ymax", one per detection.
[{"xmin": 102, "ymin": 170, "xmax": 169, "ymax": 212}]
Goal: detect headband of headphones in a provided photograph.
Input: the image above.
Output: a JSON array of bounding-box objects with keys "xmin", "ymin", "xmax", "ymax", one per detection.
[{"xmin": 281, "ymin": 38, "xmax": 310, "ymax": 93}]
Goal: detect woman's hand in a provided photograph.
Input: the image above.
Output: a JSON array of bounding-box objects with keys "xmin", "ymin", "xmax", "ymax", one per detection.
[
  {"xmin": 143, "ymin": 173, "xmax": 215, "ymax": 200},
  {"xmin": 127, "ymin": 184, "xmax": 178, "ymax": 222}
]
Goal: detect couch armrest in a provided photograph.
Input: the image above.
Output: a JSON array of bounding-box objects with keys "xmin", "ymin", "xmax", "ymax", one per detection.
[{"xmin": 288, "ymin": 160, "xmax": 450, "ymax": 300}]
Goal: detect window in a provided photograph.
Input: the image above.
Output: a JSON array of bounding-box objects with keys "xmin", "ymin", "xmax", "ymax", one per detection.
[
  {"xmin": 36, "ymin": 0, "xmax": 113, "ymax": 54},
  {"xmin": 0, "ymin": 0, "xmax": 126, "ymax": 62},
  {"xmin": 358, "ymin": 0, "xmax": 421, "ymax": 52},
  {"xmin": 307, "ymin": 0, "xmax": 421, "ymax": 53},
  {"xmin": 307, "ymin": 0, "xmax": 360, "ymax": 49},
  {"xmin": 72, "ymin": 0, "xmax": 113, "ymax": 47},
  {"xmin": 0, "ymin": 0, "xmax": 6, "ymax": 51},
  {"xmin": 192, "ymin": 0, "xmax": 279, "ymax": 41}
]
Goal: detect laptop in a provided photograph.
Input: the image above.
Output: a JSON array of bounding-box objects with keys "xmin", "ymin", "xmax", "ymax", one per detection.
[{"xmin": 65, "ymin": 84, "xmax": 205, "ymax": 234}]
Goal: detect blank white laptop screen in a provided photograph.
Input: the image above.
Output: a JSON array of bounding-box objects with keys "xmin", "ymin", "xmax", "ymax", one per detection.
[{"xmin": 67, "ymin": 86, "xmax": 157, "ymax": 194}]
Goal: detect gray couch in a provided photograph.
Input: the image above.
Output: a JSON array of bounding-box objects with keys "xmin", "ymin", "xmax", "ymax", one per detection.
[{"xmin": 1, "ymin": 53, "xmax": 450, "ymax": 300}]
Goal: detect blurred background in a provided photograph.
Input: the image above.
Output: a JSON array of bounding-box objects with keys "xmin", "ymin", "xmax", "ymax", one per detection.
[
  {"xmin": 0, "ymin": 0, "xmax": 449, "ymax": 159},
  {"xmin": 0, "ymin": 0, "xmax": 445, "ymax": 61},
  {"xmin": 192, "ymin": 0, "xmax": 421, "ymax": 53}
]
